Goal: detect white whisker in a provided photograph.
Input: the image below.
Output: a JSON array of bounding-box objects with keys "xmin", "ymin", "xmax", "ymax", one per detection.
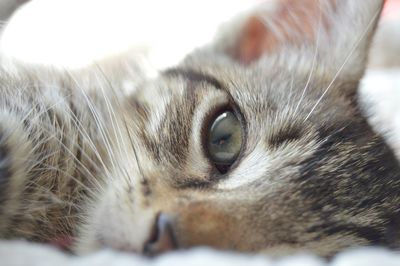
[
  {"xmin": 63, "ymin": 97, "xmax": 113, "ymax": 178},
  {"xmin": 93, "ymin": 65, "xmax": 132, "ymax": 171},
  {"xmin": 294, "ymin": 1, "xmax": 322, "ymax": 115},
  {"xmin": 32, "ymin": 163, "xmax": 98, "ymax": 199},
  {"xmin": 304, "ymin": 7, "xmax": 381, "ymax": 122},
  {"xmin": 64, "ymin": 70, "xmax": 119, "ymax": 173}
]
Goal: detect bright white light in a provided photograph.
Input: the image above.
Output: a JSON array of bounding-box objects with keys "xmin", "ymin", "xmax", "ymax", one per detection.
[{"xmin": 0, "ymin": 0, "xmax": 257, "ymax": 69}]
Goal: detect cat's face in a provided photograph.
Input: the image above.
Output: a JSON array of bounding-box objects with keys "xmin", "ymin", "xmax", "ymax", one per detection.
[{"xmin": 76, "ymin": 0, "xmax": 400, "ymax": 256}]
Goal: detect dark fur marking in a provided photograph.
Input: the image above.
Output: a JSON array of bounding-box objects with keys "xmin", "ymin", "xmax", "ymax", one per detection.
[
  {"xmin": 140, "ymin": 69, "xmax": 228, "ymax": 189},
  {"xmin": 148, "ymin": 68, "xmax": 238, "ymax": 189},
  {"xmin": 141, "ymin": 179, "xmax": 152, "ymax": 196},
  {"xmin": 310, "ymin": 223, "xmax": 385, "ymax": 245},
  {"xmin": 173, "ymin": 177, "xmax": 213, "ymax": 190},
  {"xmin": 129, "ymin": 98, "xmax": 150, "ymax": 124},
  {"xmin": 163, "ymin": 68, "xmax": 224, "ymax": 91},
  {"xmin": 269, "ymin": 126, "xmax": 302, "ymax": 148},
  {"xmin": 383, "ymin": 211, "xmax": 400, "ymax": 248},
  {"xmin": 140, "ymin": 95, "xmax": 195, "ymax": 166},
  {"xmin": 146, "ymin": 68, "xmax": 226, "ymax": 162},
  {"xmin": 298, "ymin": 118, "xmax": 400, "ymax": 246},
  {"xmin": 142, "ymin": 70, "xmax": 203, "ymax": 165},
  {"xmin": 299, "ymin": 120, "xmax": 400, "ymax": 207}
]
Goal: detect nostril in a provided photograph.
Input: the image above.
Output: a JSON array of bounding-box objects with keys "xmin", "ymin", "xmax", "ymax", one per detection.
[{"xmin": 143, "ymin": 213, "xmax": 177, "ymax": 256}]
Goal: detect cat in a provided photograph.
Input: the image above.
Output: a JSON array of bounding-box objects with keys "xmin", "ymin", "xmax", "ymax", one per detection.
[{"xmin": 1, "ymin": 0, "xmax": 399, "ymax": 258}]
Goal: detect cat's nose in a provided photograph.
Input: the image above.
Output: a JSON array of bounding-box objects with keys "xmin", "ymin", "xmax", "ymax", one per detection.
[{"xmin": 143, "ymin": 213, "xmax": 177, "ymax": 256}]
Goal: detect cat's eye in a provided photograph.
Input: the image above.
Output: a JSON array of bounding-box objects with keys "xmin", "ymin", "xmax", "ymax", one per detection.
[{"xmin": 206, "ymin": 110, "xmax": 243, "ymax": 173}]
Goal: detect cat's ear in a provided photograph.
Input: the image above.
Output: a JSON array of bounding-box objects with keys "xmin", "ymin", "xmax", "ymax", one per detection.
[{"xmin": 222, "ymin": 0, "xmax": 383, "ymax": 76}]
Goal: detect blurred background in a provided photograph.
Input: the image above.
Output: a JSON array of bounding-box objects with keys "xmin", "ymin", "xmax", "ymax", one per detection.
[
  {"xmin": 0, "ymin": 0, "xmax": 399, "ymax": 69},
  {"xmin": 0, "ymin": 0, "xmax": 260, "ymax": 69}
]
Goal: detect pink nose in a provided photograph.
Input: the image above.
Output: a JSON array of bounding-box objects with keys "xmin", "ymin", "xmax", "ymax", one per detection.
[{"xmin": 143, "ymin": 213, "xmax": 177, "ymax": 256}]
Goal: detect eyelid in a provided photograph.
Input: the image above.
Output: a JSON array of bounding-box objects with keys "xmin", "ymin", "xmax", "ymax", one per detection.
[{"xmin": 163, "ymin": 67, "xmax": 240, "ymax": 107}]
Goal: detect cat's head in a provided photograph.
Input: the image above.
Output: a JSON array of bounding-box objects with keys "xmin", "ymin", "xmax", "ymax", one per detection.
[{"xmin": 77, "ymin": 0, "xmax": 400, "ymax": 257}]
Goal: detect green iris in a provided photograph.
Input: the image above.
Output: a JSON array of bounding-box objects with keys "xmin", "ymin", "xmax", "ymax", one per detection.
[{"xmin": 207, "ymin": 111, "xmax": 243, "ymax": 170}]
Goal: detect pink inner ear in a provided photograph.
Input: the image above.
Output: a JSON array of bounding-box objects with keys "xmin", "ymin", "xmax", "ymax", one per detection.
[
  {"xmin": 234, "ymin": 0, "xmax": 334, "ymax": 64},
  {"xmin": 382, "ymin": 0, "xmax": 400, "ymax": 20},
  {"xmin": 234, "ymin": 16, "xmax": 272, "ymax": 64}
]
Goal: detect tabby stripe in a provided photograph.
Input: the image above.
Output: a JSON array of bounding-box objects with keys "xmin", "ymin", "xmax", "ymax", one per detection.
[
  {"xmin": 310, "ymin": 223, "xmax": 385, "ymax": 245},
  {"xmin": 163, "ymin": 68, "xmax": 224, "ymax": 91}
]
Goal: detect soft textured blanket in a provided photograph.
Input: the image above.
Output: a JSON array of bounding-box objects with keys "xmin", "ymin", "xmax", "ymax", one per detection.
[{"xmin": 2, "ymin": 241, "xmax": 400, "ymax": 266}]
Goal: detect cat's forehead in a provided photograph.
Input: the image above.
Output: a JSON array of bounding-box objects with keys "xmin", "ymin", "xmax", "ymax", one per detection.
[{"xmin": 134, "ymin": 54, "xmax": 353, "ymax": 134}]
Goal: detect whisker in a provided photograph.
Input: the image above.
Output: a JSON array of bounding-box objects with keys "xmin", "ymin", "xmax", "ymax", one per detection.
[
  {"xmin": 19, "ymin": 191, "xmax": 84, "ymax": 211},
  {"xmin": 304, "ymin": 7, "xmax": 381, "ymax": 121},
  {"xmin": 31, "ymin": 162, "xmax": 98, "ymax": 199},
  {"xmin": 24, "ymin": 116, "xmax": 105, "ymax": 192},
  {"xmin": 0, "ymin": 89, "xmax": 72, "ymax": 144},
  {"xmin": 64, "ymin": 70, "xmax": 118, "ymax": 172},
  {"xmin": 122, "ymin": 117, "xmax": 146, "ymax": 184},
  {"xmin": 62, "ymin": 101, "xmax": 113, "ymax": 179},
  {"xmin": 47, "ymin": 135, "xmax": 102, "ymax": 191},
  {"xmin": 27, "ymin": 111, "xmax": 106, "ymax": 188},
  {"xmin": 92, "ymin": 63, "xmax": 150, "ymax": 185},
  {"xmin": 93, "ymin": 64, "xmax": 132, "ymax": 172},
  {"xmin": 294, "ymin": 0, "xmax": 322, "ymax": 115}
]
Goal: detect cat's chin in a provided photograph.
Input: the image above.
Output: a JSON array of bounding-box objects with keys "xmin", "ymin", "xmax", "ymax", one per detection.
[{"xmin": 72, "ymin": 196, "xmax": 157, "ymax": 255}]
